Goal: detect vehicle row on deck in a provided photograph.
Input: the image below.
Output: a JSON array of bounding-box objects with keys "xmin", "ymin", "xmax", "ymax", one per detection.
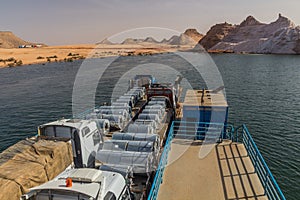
[{"xmin": 21, "ymin": 75, "xmax": 179, "ymax": 200}]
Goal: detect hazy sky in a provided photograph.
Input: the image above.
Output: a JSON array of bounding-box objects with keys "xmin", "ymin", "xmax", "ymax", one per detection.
[{"xmin": 1, "ymin": 0, "xmax": 300, "ymax": 45}]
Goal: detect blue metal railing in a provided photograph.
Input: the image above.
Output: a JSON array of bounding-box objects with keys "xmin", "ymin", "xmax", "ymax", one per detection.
[
  {"xmin": 172, "ymin": 121, "xmax": 234, "ymax": 140},
  {"xmin": 147, "ymin": 121, "xmax": 175, "ymax": 200},
  {"xmin": 148, "ymin": 122, "xmax": 285, "ymax": 200},
  {"xmin": 236, "ymin": 125, "xmax": 286, "ymax": 200}
]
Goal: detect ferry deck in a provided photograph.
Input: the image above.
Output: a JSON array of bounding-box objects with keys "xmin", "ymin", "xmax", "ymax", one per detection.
[{"xmin": 148, "ymin": 89, "xmax": 285, "ymax": 200}]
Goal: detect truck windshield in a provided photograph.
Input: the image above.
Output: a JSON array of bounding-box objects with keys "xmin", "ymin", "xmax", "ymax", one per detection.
[
  {"xmin": 34, "ymin": 190, "xmax": 93, "ymax": 200},
  {"xmin": 43, "ymin": 126, "xmax": 74, "ymax": 138}
]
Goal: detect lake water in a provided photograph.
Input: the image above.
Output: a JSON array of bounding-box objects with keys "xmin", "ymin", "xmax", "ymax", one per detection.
[{"xmin": 0, "ymin": 54, "xmax": 299, "ymax": 199}]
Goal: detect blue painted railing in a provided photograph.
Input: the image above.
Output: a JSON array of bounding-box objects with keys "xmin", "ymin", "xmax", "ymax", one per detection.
[
  {"xmin": 147, "ymin": 121, "xmax": 175, "ymax": 200},
  {"xmin": 148, "ymin": 122, "xmax": 285, "ymax": 200},
  {"xmin": 236, "ymin": 125, "xmax": 286, "ymax": 200}
]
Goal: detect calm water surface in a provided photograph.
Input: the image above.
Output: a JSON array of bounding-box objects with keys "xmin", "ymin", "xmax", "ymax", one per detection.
[{"xmin": 0, "ymin": 54, "xmax": 299, "ymax": 199}]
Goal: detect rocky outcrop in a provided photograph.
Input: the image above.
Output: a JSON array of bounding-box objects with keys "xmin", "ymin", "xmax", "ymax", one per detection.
[
  {"xmin": 0, "ymin": 31, "xmax": 31, "ymax": 48},
  {"xmin": 97, "ymin": 38, "xmax": 114, "ymax": 45},
  {"xmin": 121, "ymin": 37, "xmax": 158, "ymax": 44},
  {"xmin": 199, "ymin": 14, "xmax": 300, "ymax": 54},
  {"xmin": 165, "ymin": 29, "xmax": 203, "ymax": 46},
  {"xmin": 166, "ymin": 34, "xmax": 195, "ymax": 45},
  {"xmin": 118, "ymin": 29, "xmax": 202, "ymax": 46},
  {"xmin": 160, "ymin": 38, "xmax": 168, "ymax": 43},
  {"xmin": 144, "ymin": 37, "xmax": 159, "ymax": 43},
  {"xmin": 183, "ymin": 28, "xmax": 203, "ymax": 42},
  {"xmin": 198, "ymin": 22, "xmax": 236, "ymax": 49},
  {"xmin": 293, "ymin": 38, "xmax": 300, "ymax": 53},
  {"xmin": 121, "ymin": 38, "xmax": 144, "ymax": 44},
  {"xmin": 240, "ymin": 16, "xmax": 264, "ymax": 27}
]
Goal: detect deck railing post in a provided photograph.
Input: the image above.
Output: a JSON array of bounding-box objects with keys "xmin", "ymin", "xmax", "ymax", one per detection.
[
  {"xmin": 263, "ymin": 171, "xmax": 270, "ymax": 194},
  {"xmin": 253, "ymin": 151, "xmax": 258, "ymax": 173}
]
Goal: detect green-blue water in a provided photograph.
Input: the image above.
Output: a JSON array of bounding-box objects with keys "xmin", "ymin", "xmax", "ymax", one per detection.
[{"xmin": 0, "ymin": 54, "xmax": 299, "ymax": 199}]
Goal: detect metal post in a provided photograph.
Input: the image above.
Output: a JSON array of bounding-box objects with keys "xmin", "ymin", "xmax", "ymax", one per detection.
[
  {"xmin": 253, "ymin": 151, "xmax": 258, "ymax": 173},
  {"xmin": 263, "ymin": 170, "xmax": 270, "ymax": 193}
]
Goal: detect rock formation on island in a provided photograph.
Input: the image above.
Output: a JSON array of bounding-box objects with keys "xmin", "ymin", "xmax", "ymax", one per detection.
[
  {"xmin": 198, "ymin": 22, "xmax": 236, "ymax": 50},
  {"xmin": 117, "ymin": 28, "xmax": 203, "ymax": 46},
  {"xmin": 198, "ymin": 14, "xmax": 300, "ymax": 54}
]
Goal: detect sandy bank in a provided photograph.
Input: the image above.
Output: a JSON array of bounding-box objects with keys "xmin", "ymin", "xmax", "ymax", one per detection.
[{"xmin": 0, "ymin": 43, "xmax": 193, "ymax": 67}]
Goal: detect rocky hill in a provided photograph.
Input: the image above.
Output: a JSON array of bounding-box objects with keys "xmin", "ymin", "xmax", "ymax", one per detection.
[
  {"xmin": 198, "ymin": 14, "xmax": 300, "ymax": 54},
  {"xmin": 0, "ymin": 31, "xmax": 32, "ymax": 48},
  {"xmin": 183, "ymin": 28, "xmax": 203, "ymax": 42},
  {"xmin": 144, "ymin": 37, "xmax": 159, "ymax": 43},
  {"xmin": 97, "ymin": 38, "xmax": 114, "ymax": 45},
  {"xmin": 121, "ymin": 38, "xmax": 144, "ymax": 44},
  {"xmin": 198, "ymin": 22, "xmax": 236, "ymax": 50},
  {"xmin": 118, "ymin": 28, "xmax": 203, "ymax": 46},
  {"xmin": 166, "ymin": 29, "xmax": 203, "ymax": 45}
]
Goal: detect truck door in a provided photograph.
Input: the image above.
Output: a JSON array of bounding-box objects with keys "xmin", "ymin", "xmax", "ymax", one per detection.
[{"xmin": 72, "ymin": 130, "xmax": 83, "ymax": 168}]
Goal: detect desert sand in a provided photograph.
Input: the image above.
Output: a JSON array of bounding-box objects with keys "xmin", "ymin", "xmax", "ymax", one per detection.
[
  {"xmin": 0, "ymin": 44, "xmax": 94, "ymax": 67},
  {"xmin": 0, "ymin": 43, "xmax": 193, "ymax": 67}
]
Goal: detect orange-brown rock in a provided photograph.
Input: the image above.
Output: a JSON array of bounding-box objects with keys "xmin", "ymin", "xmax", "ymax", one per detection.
[
  {"xmin": 198, "ymin": 22, "xmax": 236, "ymax": 50},
  {"xmin": 183, "ymin": 28, "xmax": 203, "ymax": 42}
]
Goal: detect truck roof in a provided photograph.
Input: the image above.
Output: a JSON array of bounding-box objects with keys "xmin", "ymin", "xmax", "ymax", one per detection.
[
  {"xmin": 40, "ymin": 119, "xmax": 92, "ymax": 130},
  {"xmin": 26, "ymin": 168, "xmax": 126, "ymax": 199}
]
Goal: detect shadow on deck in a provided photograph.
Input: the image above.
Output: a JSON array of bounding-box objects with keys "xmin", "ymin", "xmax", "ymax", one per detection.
[
  {"xmin": 157, "ymin": 140, "xmax": 267, "ymax": 200},
  {"xmin": 216, "ymin": 142, "xmax": 267, "ymax": 200}
]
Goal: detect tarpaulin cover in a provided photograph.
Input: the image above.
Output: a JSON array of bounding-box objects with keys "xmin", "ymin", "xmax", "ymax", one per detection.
[{"xmin": 0, "ymin": 138, "xmax": 73, "ymax": 200}]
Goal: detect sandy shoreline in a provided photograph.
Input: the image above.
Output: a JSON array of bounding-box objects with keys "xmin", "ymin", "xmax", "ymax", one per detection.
[{"xmin": 0, "ymin": 43, "xmax": 193, "ymax": 68}]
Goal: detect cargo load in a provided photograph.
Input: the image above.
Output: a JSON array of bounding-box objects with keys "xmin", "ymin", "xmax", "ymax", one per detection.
[{"xmin": 0, "ymin": 139, "xmax": 73, "ymax": 200}]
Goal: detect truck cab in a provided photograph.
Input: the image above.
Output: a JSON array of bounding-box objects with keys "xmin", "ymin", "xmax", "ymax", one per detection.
[
  {"xmin": 147, "ymin": 83, "xmax": 176, "ymax": 109},
  {"xmin": 20, "ymin": 168, "xmax": 132, "ymax": 200},
  {"xmin": 38, "ymin": 119, "xmax": 104, "ymax": 168},
  {"xmin": 147, "ymin": 83, "xmax": 178, "ymax": 120}
]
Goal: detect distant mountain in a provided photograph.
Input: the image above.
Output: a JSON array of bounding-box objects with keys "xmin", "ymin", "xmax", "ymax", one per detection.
[
  {"xmin": 118, "ymin": 29, "xmax": 202, "ymax": 46},
  {"xmin": 183, "ymin": 28, "xmax": 203, "ymax": 42},
  {"xmin": 160, "ymin": 28, "xmax": 203, "ymax": 46},
  {"xmin": 198, "ymin": 14, "xmax": 300, "ymax": 54},
  {"xmin": 97, "ymin": 38, "xmax": 114, "ymax": 45},
  {"xmin": 121, "ymin": 38, "xmax": 144, "ymax": 44},
  {"xmin": 144, "ymin": 37, "xmax": 159, "ymax": 43},
  {"xmin": 160, "ymin": 38, "xmax": 168, "ymax": 43},
  {"xmin": 166, "ymin": 34, "xmax": 194, "ymax": 45},
  {"xmin": 165, "ymin": 35, "xmax": 180, "ymax": 45},
  {"xmin": 120, "ymin": 37, "xmax": 159, "ymax": 44},
  {"xmin": 0, "ymin": 31, "xmax": 34, "ymax": 48}
]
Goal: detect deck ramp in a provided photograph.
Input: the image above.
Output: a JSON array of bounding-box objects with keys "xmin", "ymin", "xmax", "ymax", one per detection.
[{"xmin": 157, "ymin": 140, "xmax": 267, "ymax": 200}]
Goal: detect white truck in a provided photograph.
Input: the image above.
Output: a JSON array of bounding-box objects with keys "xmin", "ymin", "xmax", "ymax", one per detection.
[
  {"xmin": 20, "ymin": 168, "xmax": 132, "ymax": 200},
  {"xmin": 38, "ymin": 119, "xmax": 104, "ymax": 168}
]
